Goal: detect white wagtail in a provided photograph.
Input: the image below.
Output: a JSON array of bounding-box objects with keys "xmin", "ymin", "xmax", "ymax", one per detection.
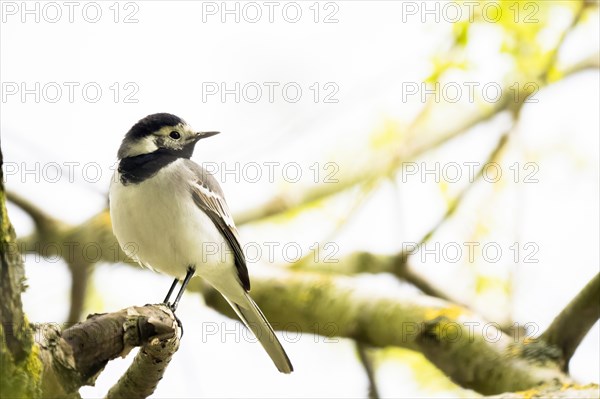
[{"xmin": 109, "ymin": 113, "xmax": 293, "ymax": 373}]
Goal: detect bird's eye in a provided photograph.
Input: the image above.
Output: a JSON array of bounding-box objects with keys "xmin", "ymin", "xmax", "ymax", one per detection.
[{"xmin": 169, "ymin": 131, "xmax": 181, "ymax": 140}]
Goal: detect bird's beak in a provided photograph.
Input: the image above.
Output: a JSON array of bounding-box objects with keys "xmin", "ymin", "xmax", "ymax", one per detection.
[{"xmin": 194, "ymin": 131, "xmax": 220, "ymax": 141}]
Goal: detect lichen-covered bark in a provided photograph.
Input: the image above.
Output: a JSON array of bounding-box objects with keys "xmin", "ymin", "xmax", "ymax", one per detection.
[
  {"xmin": 488, "ymin": 383, "xmax": 600, "ymax": 398},
  {"xmin": 36, "ymin": 304, "xmax": 179, "ymax": 398},
  {"xmin": 2, "ymin": 146, "xmax": 180, "ymax": 398},
  {"xmin": 1, "ymin": 147, "xmax": 42, "ymax": 398},
  {"xmin": 194, "ymin": 272, "xmax": 571, "ymax": 395},
  {"xmin": 106, "ymin": 318, "xmax": 180, "ymax": 399},
  {"xmin": 541, "ymin": 273, "xmax": 600, "ymax": 370}
]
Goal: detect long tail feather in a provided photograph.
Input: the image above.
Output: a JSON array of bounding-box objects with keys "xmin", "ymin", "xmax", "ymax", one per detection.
[{"xmin": 225, "ymin": 293, "xmax": 293, "ymax": 373}]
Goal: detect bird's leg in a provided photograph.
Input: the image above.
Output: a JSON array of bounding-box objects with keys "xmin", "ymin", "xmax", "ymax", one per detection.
[
  {"xmin": 170, "ymin": 266, "xmax": 195, "ymax": 312},
  {"xmin": 163, "ymin": 278, "xmax": 179, "ymax": 304}
]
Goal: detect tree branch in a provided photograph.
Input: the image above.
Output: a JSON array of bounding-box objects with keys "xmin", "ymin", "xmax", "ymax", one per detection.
[
  {"xmin": 193, "ymin": 271, "xmax": 570, "ymax": 395},
  {"xmin": 5, "ymin": 191, "xmax": 64, "ymax": 235},
  {"xmin": 540, "ymin": 273, "xmax": 600, "ymax": 371},
  {"xmin": 487, "ymin": 383, "xmax": 599, "ymax": 398},
  {"xmin": 37, "ymin": 304, "xmax": 179, "ymax": 398},
  {"xmin": 105, "ymin": 308, "xmax": 180, "ymax": 399},
  {"xmin": 8, "ymin": 204, "xmax": 130, "ymax": 322}
]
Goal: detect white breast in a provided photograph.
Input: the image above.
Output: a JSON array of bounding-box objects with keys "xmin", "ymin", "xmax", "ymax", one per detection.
[{"xmin": 109, "ymin": 159, "xmax": 237, "ymax": 285}]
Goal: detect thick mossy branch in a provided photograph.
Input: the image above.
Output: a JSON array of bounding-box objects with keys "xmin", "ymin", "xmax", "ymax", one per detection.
[
  {"xmin": 540, "ymin": 273, "xmax": 600, "ymax": 370},
  {"xmin": 193, "ymin": 271, "xmax": 569, "ymax": 395},
  {"xmin": 488, "ymin": 383, "xmax": 599, "ymax": 398},
  {"xmin": 1, "ymin": 148, "xmax": 41, "ymax": 399},
  {"xmin": 36, "ymin": 304, "xmax": 179, "ymax": 398}
]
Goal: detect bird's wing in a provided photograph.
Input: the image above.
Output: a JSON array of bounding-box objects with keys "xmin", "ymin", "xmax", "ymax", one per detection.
[{"xmin": 184, "ymin": 160, "xmax": 251, "ymax": 291}]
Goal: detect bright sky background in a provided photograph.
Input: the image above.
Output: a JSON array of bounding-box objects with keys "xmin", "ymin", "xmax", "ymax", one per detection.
[{"xmin": 1, "ymin": 1, "xmax": 599, "ymax": 397}]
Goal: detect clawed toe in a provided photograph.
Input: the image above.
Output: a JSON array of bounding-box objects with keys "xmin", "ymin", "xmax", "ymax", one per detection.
[{"xmin": 164, "ymin": 301, "xmax": 184, "ymax": 337}]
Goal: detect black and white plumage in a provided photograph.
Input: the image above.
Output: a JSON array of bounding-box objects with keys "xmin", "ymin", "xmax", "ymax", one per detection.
[{"xmin": 109, "ymin": 113, "xmax": 293, "ymax": 373}]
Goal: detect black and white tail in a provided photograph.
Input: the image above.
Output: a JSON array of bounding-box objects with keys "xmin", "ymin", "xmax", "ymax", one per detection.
[{"xmin": 225, "ymin": 292, "xmax": 293, "ymax": 373}]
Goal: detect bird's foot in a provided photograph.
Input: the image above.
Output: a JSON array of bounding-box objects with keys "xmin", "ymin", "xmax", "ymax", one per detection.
[{"xmin": 164, "ymin": 301, "xmax": 184, "ymax": 338}]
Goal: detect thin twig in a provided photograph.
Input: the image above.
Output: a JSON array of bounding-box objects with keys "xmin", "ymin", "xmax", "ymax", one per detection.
[
  {"xmin": 5, "ymin": 190, "xmax": 63, "ymax": 233},
  {"xmin": 293, "ymin": 180, "xmax": 379, "ymax": 270},
  {"xmin": 539, "ymin": 1, "xmax": 589, "ymax": 83},
  {"xmin": 234, "ymin": 98, "xmax": 509, "ymax": 226},
  {"xmin": 417, "ymin": 133, "xmax": 510, "ymax": 247},
  {"xmin": 66, "ymin": 261, "xmax": 91, "ymax": 323},
  {"xmin": 393, "ymin": 129, "xmax": 512, "ymax": 300},
  {"xmin": 356, "ymin": 343, "xmax": 380, "ymax": 399}
]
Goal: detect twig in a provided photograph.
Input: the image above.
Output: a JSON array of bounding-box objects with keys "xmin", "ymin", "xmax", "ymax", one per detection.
[
  {"xmin": 356, "ymin": 343, "xmax": 380, "ymax": 399},
  {"xmin": 66, "ymin": 261, "xmax": 91, "ymax": 324},
  {"xmin": 234, "ymin": 97, "xmax": 509, "ymax": 226},
  {"xmin": 387, "ymin": 130, "xmax": 513, "ymax": 311},
  {"xmin": 415, "ymin": 132, "xmax": 510, "ymax": 247},
  {"xmin": 6, "ymin": 199, "xmax": 116, "ymax": 323},
  {"xmin": 540, "ymin": 273, "xmax": 600, "ymax": 371},
  {"xmin": 5, "ymin": 190, "xmax": 63, "ymax": 233},
  {"xmin": 293, "ymin": 180, "xmax": 379, "ymax": 270},
  {"xmin": 539, "ymin": 0, "xmax": 589, "ymax": 83}
]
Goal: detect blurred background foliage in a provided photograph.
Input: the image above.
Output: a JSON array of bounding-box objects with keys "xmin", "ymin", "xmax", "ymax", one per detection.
[{"xmin": 2, "ymin": 0, "xmax": 599, "ymax": 397}]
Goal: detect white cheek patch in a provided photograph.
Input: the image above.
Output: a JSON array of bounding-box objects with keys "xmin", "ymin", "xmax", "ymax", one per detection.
[{"xmin": 127, "ymin": 136, "xmax": 159, "ymax": 157}]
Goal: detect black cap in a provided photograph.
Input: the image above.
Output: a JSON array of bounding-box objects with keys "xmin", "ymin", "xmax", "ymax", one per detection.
[{"xmin": 125, "ymin": 113, "xmax": 186, "ymax": 139}]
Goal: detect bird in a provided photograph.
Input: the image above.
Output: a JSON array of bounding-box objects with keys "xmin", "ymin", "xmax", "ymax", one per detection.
[{"xmin": 109, "ymin": 113, "xmax": 293, "ymax": 374}]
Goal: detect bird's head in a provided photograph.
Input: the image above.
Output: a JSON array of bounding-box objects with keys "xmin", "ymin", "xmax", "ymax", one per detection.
[{"xmin": 117, "ymin": 113, "xmax": 219, "ymax": 159}]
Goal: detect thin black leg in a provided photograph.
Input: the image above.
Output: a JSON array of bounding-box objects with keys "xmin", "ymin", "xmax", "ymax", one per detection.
[
  {"xmin": 163, "ymin": 278, "xmax": 179, "ymax": 304},
  {"xmin": 170, "ymin": 266, "xmax": 195, "ymax": 312}
]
